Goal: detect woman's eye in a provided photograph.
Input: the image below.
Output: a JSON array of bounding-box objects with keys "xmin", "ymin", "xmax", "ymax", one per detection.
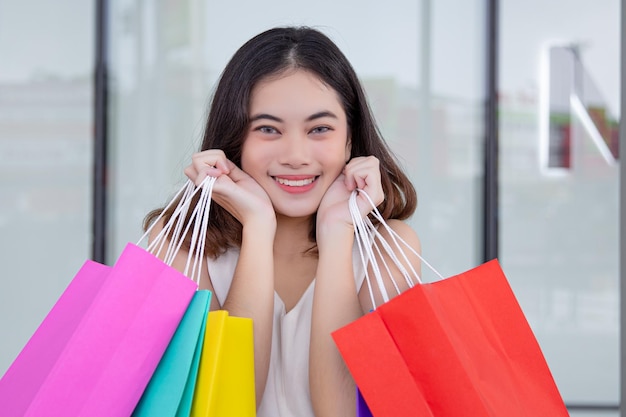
[
  {"xmin": 257, "ymin": 126, "xmax": 278, "ymax": 134},
  {"xmin": 310, "ymin": 126, "xmax": 331, "ymax": 134}
]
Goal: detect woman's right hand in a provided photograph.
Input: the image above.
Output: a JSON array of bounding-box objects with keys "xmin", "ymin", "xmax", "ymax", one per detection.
[{"xmin": 184, "ymin": 150, "xmax": 275, "ymax": 227}]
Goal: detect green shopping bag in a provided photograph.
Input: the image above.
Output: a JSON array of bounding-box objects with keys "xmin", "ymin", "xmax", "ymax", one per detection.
[{"xmin": 133, "ymin": 290, "xmax": 211, "ymax": 417}]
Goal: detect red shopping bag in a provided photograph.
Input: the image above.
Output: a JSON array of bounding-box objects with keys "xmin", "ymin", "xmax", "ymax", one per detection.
[
  {"xmin": 334, "ymin": 190, "xmax": 568, "ymax": 417},
  {"xmin": 333, "ymin": 260, "xmax": 569, "ymax": 417}
]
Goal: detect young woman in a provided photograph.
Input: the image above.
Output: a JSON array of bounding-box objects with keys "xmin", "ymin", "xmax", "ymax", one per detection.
[{"xmin": 145, "ymin": 26, "xmax": 421, "ymax": 417}]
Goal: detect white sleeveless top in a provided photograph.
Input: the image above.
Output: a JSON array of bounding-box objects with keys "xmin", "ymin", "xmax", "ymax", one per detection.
[{"xmin": 207, "ymin": 245, "xmax": 367, "ymax": 417}]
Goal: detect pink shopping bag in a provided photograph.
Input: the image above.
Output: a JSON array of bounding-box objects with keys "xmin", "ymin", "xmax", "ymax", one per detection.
[{"xmin": 0, "ymin": 243, "xmax": 197, "ymax": 417}]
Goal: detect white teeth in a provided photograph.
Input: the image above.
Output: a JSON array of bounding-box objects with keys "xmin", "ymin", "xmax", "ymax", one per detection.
[{"xmin": 275, "ymin": 177, "xmax": 315, "ymax": 187}]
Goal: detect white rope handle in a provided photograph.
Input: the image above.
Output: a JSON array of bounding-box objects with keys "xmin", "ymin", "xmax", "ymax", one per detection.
[
  {"xmin": 137, "ymin": 179, "xmax": 194, "ymax": 248},
  {"xmin": 350, "ymin": 189, "xmax": 444, "ymax": 309},
  {"xmin": 183, "ymin": 177, "xmax": 215, "ymax": 283},
  {"xmin": 350, "ymin": 192, "xmax": 389, "ymax": 306},
  {"xmin": 138, "ymin": 176, "xmax": 216, "ymax": 285}
]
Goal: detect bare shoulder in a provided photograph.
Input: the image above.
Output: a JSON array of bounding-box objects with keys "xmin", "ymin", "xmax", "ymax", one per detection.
[
  {"xmin": 377, "ymin": 219, "xmax": 421, "ymax": 254},
  {"xmin": 357, "ymin": 219, "xmax": 422, "ymax": 313}
]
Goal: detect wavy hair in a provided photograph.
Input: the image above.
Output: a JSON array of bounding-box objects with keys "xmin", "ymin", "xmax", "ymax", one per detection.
[{"xmin": 144, "ymin": 26, "xmax": 417, "ymax": 257}]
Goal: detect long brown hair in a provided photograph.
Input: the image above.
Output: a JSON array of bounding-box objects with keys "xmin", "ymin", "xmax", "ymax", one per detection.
[{"xmin": 144, "ymin": 26, "xmax": 417, "ymax": 258}]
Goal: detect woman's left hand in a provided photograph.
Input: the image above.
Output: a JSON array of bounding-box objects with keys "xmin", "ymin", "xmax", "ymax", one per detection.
[{"xmin": 317, "ymin": 156, "xmax": 383, "ymax": 233}]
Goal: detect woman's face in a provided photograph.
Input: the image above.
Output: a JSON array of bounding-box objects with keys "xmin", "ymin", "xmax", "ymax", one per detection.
[{"xmin": 241, "ymin": 69, "xmax": 351, "ymax": 219}]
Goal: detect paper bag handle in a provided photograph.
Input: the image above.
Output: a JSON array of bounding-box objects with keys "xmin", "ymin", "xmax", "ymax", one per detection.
[
  {"xmin": 349, "ymin": 189, "xmax": 443, "ymax": 309},
  {"xmin": 138, "ymin": 176, "xmax": 216, "ymax": 284}
]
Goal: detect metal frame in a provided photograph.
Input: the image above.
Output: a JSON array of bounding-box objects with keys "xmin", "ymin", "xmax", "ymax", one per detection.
[
  {"xmin": 602, "ymin": 1, "xmax": 626, "ymax": 414},
  {"xmin": 93, "ymin": 0, "xmax": 108, "ymax": 264},
  {"xmin": 483, "ymin": 0, "xmax": 499, "ymax": 263}
]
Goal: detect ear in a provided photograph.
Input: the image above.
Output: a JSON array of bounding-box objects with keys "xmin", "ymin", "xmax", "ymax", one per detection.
[{"xmin": 345, "ymin": 136, "xmax": 352, "ymax": 162}]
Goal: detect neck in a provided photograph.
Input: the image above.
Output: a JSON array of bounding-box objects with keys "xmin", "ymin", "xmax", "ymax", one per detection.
[{"xmin": 273, "ymin": 214, "xmax": 315, "ymax": 257}]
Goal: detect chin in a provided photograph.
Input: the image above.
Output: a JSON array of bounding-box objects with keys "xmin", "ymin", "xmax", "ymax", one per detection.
[{"xmin": 273, "ymin": 205, "xmax": 318, "ymax": 220}]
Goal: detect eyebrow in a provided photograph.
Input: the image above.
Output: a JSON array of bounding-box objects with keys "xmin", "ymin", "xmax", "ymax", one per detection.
[{"xmin": 249, "ymin": 111, "xmax": 339, "ymax": 123}]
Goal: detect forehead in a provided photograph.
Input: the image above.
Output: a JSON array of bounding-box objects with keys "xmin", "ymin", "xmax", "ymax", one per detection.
[{"xmin": 249, "ymin": 70, "xmax": 345, "ymax": 116}]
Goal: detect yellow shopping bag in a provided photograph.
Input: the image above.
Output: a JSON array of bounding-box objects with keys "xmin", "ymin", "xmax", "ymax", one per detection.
[{"xmin": 191, "ymin": 310, "xmax": 256, "ymax": 417}]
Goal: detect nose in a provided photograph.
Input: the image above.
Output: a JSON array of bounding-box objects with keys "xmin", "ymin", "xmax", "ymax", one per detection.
[{"xmin": 277, "ymin": 133, "xmax": 311, "ymax": 168}]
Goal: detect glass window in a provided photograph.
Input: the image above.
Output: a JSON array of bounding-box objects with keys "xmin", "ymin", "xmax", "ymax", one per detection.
[
  {"xmin": 0, "ymin": 0, "xmax": 94, "ymax": 375},
  {"xmin": 499, "ymin": 0, "xmax": 620, "ymax": 407}
]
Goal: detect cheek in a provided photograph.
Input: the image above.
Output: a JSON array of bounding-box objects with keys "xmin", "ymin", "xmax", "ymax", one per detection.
[
  {"xmin": 240, "ymin": 141, "xmax": 256, "ymax": 174},
  {"xmin": 241, "ymin": 139, "xmax": 271, "ymax": 174},
  {"xmin": 317, "ymin": 142, "xmax": 349, "ymax": 170}
]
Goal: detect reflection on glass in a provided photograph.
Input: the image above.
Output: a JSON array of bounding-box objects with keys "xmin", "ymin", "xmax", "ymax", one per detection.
[
  {"xmin": 0, "ymin": 0, "xmax": 94, "ymax": 376},
  {"xmin": 500, "ymin": 0, "xmax": 620, "ymax": 405},
  {"xmin": 540, "ymin": 44, "xmax": 619, "ymax": 173}
]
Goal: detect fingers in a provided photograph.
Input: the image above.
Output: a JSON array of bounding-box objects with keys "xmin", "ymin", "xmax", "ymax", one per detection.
[
  {"xmin": 224, "ymin": 161, "xmax": 249, "ymax": 183},
  {"xmin": 184, "ymin": 150, "xmax": 254, "ymax": 199},
  {"xmin": 343, "ymin": 156, "xmax": 383, "ymax": 214},
  {"xmin": 185, "ymin": 150, "xmax": 232, "ymax": 186},
  {"xmin": 343, "ymin": 156, "xmax": 381, "ymax": 193}
]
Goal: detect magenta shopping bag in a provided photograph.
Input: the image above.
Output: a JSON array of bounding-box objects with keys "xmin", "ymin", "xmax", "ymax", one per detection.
[{"xmin": 0, "ymin": 243, "xmax": 197, "ymax": 417}]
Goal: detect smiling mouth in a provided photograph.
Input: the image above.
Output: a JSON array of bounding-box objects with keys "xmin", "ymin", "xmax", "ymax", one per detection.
[{"xmin": 273, "ymin": 176, "xmax": 318, "ymax": 187}]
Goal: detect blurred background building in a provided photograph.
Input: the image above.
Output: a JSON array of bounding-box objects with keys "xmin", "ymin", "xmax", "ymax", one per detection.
[{"xmin": 0, "ymin": 1, "xmax": 621, "ymax": 415}]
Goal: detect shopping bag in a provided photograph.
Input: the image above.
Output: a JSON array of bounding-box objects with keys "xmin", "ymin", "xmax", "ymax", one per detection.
[
  {"xmin": 191, "ymin": 310, "xmax": 256, "ymax": 417},
  {"xmin": 0, "ymin": 243, "xmax": 197, "ymax": 417},
  {"xmin": 338, "ymin": 311, "xmax": 433, "ymax": 417},
  {"xmin": 332, "ymin": 190, "xmax": 569, "ymax": 417},
  {"xmin": 132, "ymin": 289, "xmax": 212, "ymax": 417},
  {"xmin": 0, "ymin": 259, "xmax": 109, "ymax": 417},
  {"xmin": 356, "ymin": 389, "xmax": 374, "ymax": 417},
  {"xmin": 0, "ymin": 177, "xmax": 217, "ymax": 417}
]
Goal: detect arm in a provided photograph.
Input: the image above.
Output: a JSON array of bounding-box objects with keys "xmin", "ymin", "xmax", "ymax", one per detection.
[
  {"xmin": 310, "ymin": 220, "xmax": 362, "ymax": 417},
  {"xmin": 180, "ymin": 150, "xmax": 276, "ymax": 407},
  {"xmin": 309, "ymin": 156, "xmax": 382, "ymax": 416},
  {"xmin": 309, "ymin": 157, "xmax": 422, "ymax": 416},
  {"xmin": 310, "ymin": 218, "xmax": 422, "ymax": 416}
]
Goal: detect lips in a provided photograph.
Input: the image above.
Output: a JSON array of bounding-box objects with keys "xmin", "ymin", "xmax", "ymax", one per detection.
[
  {"xmin": 273, "ymin": 175, "xmax": 318, "ymax": 193},
  {"xmin": 275, "ymin": 177, "xmax": 315, "ymax": 186}
]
